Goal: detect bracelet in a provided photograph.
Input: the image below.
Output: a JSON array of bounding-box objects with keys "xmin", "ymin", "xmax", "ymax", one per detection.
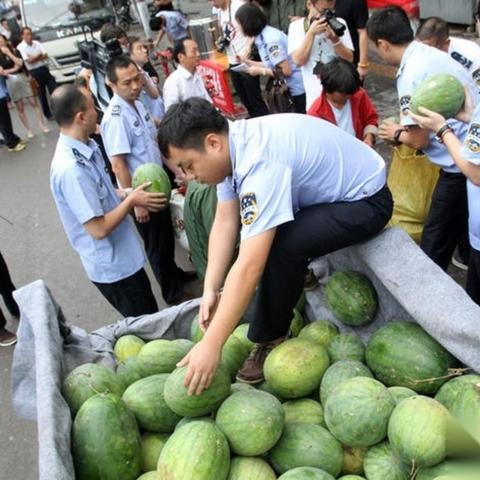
[
  {"xmin": 358, "ymin": 62, "xmax": 370, "ymax": 68},
  {"xmin": 331, "ymin": 39, "xmax": 342, "ymax": 47},
  {"xmin": 436, "ymin": 124, "xmax": 453, "ymax": 143},
  {"xmin": 393, "ymin": 127, "xmax": 406, "ymax": 145}
]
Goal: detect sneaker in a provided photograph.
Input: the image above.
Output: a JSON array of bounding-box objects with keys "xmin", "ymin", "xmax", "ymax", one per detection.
[
  {"xmin": 236, "ymin": 336, "xmax": 285, "ymax": 384},
  {"xmin": 0, "ymin": 331, "xmax": 17, "ymax": 347},
  {"xmin": 7, "ymin": 142, "xmax": 26, "ymax": 152},
  {"xmin": 303, "ymin": 268, "xmax": 318, "ymax": 291},
  {"xmin": 452, "ymin": 248, "xmax": 469, "ymax": 271}
]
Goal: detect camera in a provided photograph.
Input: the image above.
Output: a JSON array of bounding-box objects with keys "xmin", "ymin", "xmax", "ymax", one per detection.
[
  {"xmin": 216, "ymin": 35, "xmax": 231, "ymax": 53},
  {"xmin": 314, "ymin": 8, "xmax": 346, "ymax": 37}
]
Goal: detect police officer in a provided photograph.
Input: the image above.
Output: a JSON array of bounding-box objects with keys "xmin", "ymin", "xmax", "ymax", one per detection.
[
  {"xmin": 49, "ymin": 84, "xmax": 165, "ymax": 317},
  {"xmin": 157, "ymin": 98, "xmax": 393, "ymax": 393},
  {"xmin": 369, "ymin": 7, "xmax": 480, "ymax": 272},
  {"xmin": 100, "ymin": 56, "xmax": 189, "ymax": 305},
  {"xmin": 235, "ymin": 3, "xmax": 306, "ymax": 113}
]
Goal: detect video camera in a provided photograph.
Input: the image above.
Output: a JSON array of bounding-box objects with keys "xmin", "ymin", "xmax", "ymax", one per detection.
[{"xmin": 311, "ymin": 8, "xmax": 346, "ymax": 37}]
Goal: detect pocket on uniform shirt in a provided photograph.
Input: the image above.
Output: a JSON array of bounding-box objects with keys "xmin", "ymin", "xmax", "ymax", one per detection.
[
  {"xmin": 97, "ymin": 182, "xmax": 108, "ymax": 201},
  {"xmin": 133, "ymin": 127, "xmax": 148, "ymax": 153}
]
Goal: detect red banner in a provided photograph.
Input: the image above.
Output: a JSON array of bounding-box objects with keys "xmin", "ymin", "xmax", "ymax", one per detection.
[{"xmin": 367, "ymin": 0, "xmax": 419, "ymax": 16}]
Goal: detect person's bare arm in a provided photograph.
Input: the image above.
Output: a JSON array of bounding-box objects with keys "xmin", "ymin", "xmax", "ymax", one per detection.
[
  {"xmin": 357, "ymin": 28, "xmax": 369, "ymax": 79},
  {"xmin": 291, "ymin": 20, "xmax": 322, "ymax": 66},
  {"xmin": 378, "ymin": 122, "xmax": 430, "ymax": 150}
]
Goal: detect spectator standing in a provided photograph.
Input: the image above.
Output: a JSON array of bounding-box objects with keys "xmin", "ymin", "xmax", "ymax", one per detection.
[
  {"xmin": 163, "ymin": 38, "xmax": 211, "ymax": 110},
  {"xmin": 0, "ymin": 17, "xmax": 11, "ymax": 39},
  {"xmin": 334, "ymin": 0, "xmax": 370, "ymax": 79},
  {"xmin": 256, "ymin": 0, "xmax": 306, "ymax": 34},
  {"xmin": 0, "ymin": 74, "xmax": 25, "ymax": 152},
  {"xmin": 150, "ymin": 10, "xmax": 189, "ymax": 47},
  {"xmin": 369, "ymin": 7, "xmax": 480, "ymax": 271},
  {"xmin": 101, "ymin": 56, "xmax": 192, "ymax": 305},
  {"xmin": 17, "ymin": 27, "xmax": 56, "ymax": 120},
  {"xmin": 288, "ymin": 0, "xmax": 353, "ymax": 109},
  {"xmin": 0, "ymin": 34, "xmax": 49, "ymax": 138},
  {"xmin": 49, "ymin": 84, "xmax": 164, "ymax": 317},
  {"xmin": 308, "ymin": 58, "xmax": 377, "ymax": 145},
  {"xmin": 236, "ymin": 3, "xmax": 306, "ymax": 113},
  {"xmin": 212, "ymin": 0, "xmax": 270, "ymax": 118},
  {"xmin": 0, "ymin": 251, "xmax": 19, "ymax": 347}
]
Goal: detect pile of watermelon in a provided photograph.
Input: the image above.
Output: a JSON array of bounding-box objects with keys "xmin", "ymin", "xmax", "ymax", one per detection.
[{"xmin": 64, "ymin": 270, "xmax": 480, "ymax": 480}]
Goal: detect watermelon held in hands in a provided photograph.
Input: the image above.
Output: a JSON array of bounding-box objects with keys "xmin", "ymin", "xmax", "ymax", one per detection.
[
  {"xmin": 325, "ymin": 271, "xmax": 378, "ymax": 326},
  {"xmin": 131, "ymin": 162, "xmax": 171, "ymax": 199},
  {"xmin": 157, "ymin": 419, "xmax": 230, "ymax": 480},
  {"xmin": 365, "ymin": 321, "xmax": 458, "ymax": 395},
  {"xmin": 72, "ymin": 393, "xmax": 142, "ymax": 480},
  {"xmin": 410, "ymin": 74, "xmax": 465, "ymax": 119}
]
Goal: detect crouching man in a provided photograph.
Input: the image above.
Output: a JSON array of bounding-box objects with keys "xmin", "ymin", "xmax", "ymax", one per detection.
[{"xmin": 158, "ymin": 98, "xmax": 393, "ymax": 393}]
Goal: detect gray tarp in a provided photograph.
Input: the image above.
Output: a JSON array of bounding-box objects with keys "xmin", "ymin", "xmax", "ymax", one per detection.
[{"xmin": 10, "ymin": 227, "xmax": 480, "ymax": 480}]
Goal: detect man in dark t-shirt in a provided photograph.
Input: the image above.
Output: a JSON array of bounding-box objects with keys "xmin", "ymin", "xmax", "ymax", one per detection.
[{"xmin": 334, "ymin": 0, "xmax": 369, "ymax": 79}]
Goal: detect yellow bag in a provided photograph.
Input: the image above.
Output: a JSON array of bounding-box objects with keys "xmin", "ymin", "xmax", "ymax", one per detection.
[{"xmin": 387, "ymin": 144, "xmax": 440, "ymax": 244}]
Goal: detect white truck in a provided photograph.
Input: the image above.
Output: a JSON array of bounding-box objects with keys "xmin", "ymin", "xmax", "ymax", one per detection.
[{"xmin": 18, "ymin": 0, "xmax": 115, "ymax": 83}]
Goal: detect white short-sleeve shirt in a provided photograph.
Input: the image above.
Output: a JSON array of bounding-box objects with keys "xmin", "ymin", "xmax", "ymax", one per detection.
[
  {"xmin": 217, "ymin": 114, "xmax": 386, "ymax": 239},
  {"xmin": 397, "ymin": 41, "xmax": 480, "ymax": 172},
  {"xmin": 449, "ymin": 37, "xmax": 480, "ymax": 90},
  {"xmin": 460, "ymin": 103, "xmax": 480, "ymax": 251},
  {"xmin": 17, "ymin": 40, "xmax": 47, "ymax": 70},
  {"xmin": 288, "ymin": 17, "xmax": 353, "ymax": 109}
]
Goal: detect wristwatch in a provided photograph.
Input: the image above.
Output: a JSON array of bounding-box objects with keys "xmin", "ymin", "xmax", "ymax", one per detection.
[{"xmin": 393, "ymin": 127, "xmax": 407, "ymax": 145}]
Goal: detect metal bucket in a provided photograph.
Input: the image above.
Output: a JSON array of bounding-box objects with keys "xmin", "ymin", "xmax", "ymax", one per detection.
[{"xmin": 188, "ymin": 16, "xmax": 220, "ymax": 59}]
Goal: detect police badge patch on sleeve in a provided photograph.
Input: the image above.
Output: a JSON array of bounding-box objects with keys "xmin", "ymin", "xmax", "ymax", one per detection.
[
  {"xmin": 465, "ymin": 123, "xmax": 480, "ymax": 153},
  {"xmin": 268, "ymin": 44, "xmax": 280, "ymax": 59},
  {"xmin": 240, "ymin": 192, "xmax": 258, "ymax": 226},
  {"xmin": 399, "ymin": 95, "xmax": 411, "ymax": 116},
  {"xmin": 472, "ymin": 68, "xmax": 480, "ymax": 86}
]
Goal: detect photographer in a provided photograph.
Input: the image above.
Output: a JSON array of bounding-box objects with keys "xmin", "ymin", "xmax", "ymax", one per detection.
[
  {"xmin": 212, "ymin": 0, "xmax": 269, "ymax": 118},
  {"xmin": 288, "ymin": 0, "xmax": 353, "ymax": 109}
]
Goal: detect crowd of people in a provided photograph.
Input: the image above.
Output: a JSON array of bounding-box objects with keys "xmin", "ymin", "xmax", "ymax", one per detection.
[{"xmin": 1, "ymin": 3, "xmax": 480, "ymax": 394}]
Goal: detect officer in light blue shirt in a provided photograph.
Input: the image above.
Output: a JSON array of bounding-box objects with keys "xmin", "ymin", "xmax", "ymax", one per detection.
[
  {"xmin": 234, "ymin": 3, "xmax": 306, "ymax": 113},
  {"xmin": 151, "ymin": 10, "xmax": 189, "ymax": 46},
  {"xmin": 49, "ymin": 84, "xmax": 166, "ymax": 317},
  {"xmin": 369, "ymin": 6, "xmax": 479, "ymax": 272},
  {"xmin": 100, "ymin": 56, "xmax": 190, "ymax": 305},
  {"xmin": 157, "ymin": 98, "xmax": 393, "ymax": 393}
]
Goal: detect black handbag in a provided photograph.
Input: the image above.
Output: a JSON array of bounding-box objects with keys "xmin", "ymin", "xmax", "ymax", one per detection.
[{"xmin": 265, "ymin": 66, "xmax": 295, "ymax": 114}]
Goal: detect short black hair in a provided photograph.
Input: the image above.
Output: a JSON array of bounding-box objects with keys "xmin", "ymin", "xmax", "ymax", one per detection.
[
  {"xmin": 235, "ymin": 3, "xmax": 267, "ymax": 37},
  {"xmin": 149, "ymin": 16, "xmax": 165, "ymax": 32},
  {"xmin": 158, "ymin": 98, "xmax": 228, "ymax": 158},
  {"xmin": 21, "ymin": 26, "xmax": 32, "ymax": 35},
  {"xmin": 100, "ymin": 23, "xmax": 127, "ymax": 43},
  {"xmin": 318, "ymin": 58, "xmax": 361, "ymax": 94},
  {"xmin": 106, "ymin": 55, "xmax": 138, "ymax": 83},
  {"xmin": 367, "ymin": 6, "xmax": 413, "ymax": 45},
  {"xmin": 51, "ymin": 84, "xmax": 88, "ymax": 127},
  {"xmin": 416, "ymin": 17, "xmax": 449, "ymax": 43},
  {"xmin": 172, "ymin": 37, "xmax": 191, "ymax": 63},
  {"xmin": 128, "ymin": 36, "xmax": 141, "ymax": 53}
]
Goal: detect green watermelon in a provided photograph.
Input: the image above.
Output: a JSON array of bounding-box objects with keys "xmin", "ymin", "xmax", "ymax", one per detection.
[
  {"xmin": 137, "ymin": 472, "xmax": 158, "ymax": 480},
  {"xmin": 137, "ymin": 339, "xmax": 191, "ymax": 377},
  {"xmin": 363, "ymin": 441, "xmax": 409, "ymax": 480},
  {"xmin": 366, "ymin": 321, "xmax": 457, "ymax": 395},
  {"xmin": 319, "ymin": 360, "xmax": 373, "ymax": 406},
  {"xmin": 63, "ymin": 363, "xmax": 124, "ymax": 415},
  {"xmin": 220, "ymin": 335, "xmax": 251, "ymax": 379},
  {"xmin": 264, "ymin": 338, "xmax": 330, "ymax": 399},
  {"xmin": 341, "ymin": 446, "xmax": 367, "ymax": 476},
  {"xmin": 172, "ymin": 338, "xmax": 194, "ymax": 352},
  {"xmin": 117, "ymin": 356, "xmax": 145, "ymax": 389},
  {"xmin": 174, "ymin": 415, "xmax": 214, "ymax": 431},
  {"xmin": 190, "ymin": 314, "xmax": 204, "ymax": 343},
  {"xmin": 227, "ymin": 456, "xmax": 277, "ymax": 480},
  {"xmin": 327, "ymin": 334, "xmax": 365, "ymax": 363},
  {"xmin": 278, "ymin": 467, "xmax": 335, "ymax": 479},
  {"xmin": 410, "ymin": 74, "xmax": 465, "ymax": 119},
  {"xmin": 131, "ymin": 162, "xmax": 171, "ymax": 199},
  {"xmin": 325, "ymin": 271, "xmax": 378, "ymax": 326},
  {"xmin": 164, "ymin": 365, "xmax": 231, "ymax": 417},
  {"xmin": 257, "ymin": 380, "xmax": 286, "ymax": 402},
  {"xmin": 388, "ymin": 386, "xmax": 417, "ymax": 405},
  {"xmin": 141, "ymin": 432, "xmax": 169, "ymax": 473},
  {"xmin": 216, "ymin": 390, "xmax": 284, "ymax": 456},
  {"xmin": 338, "ymin": 477, "xmax": 366, "ymax": 480},
  {"xmin": 434, "ymin": 375, "xmax": 480, "ymax": 410},
  {"xmin": 388, "ymin": 396, "xmax": 449, "ymax": 467},
  {"xmin": 298, "ymin": 320, "xmax": 339, "ymax": 348},
  {"xmin": 269, "ymin": 423, "xmax": 343, "ymax": 476},
  {"xmin": 324, "ymin": 377, "xmax": 395, "ymax": 447},
  {"xmin": 295, "ymin": 291, "xmax": 306, "ymax": 313},
  {"xmin": 157, "ymin": 419, "xmax": 230, "ymax": 479},
  {"xmin": 230, "ymin": 382, "xmax": 255, "ymax": 395},
  {"xmin": 232, "ymin": 323, "xmax": 254, "ymax": 351},
  {"xmin": 114, "ymin": 335, "xmax": 145, "ymax": 362},
  {"xmin": 122, "ymin": 374, "xmax": 181, "ymax": 432},
  {"xmin": 416, "ymin": 460, "xmax": 480, "ymax": 480},
  {"xmin": 450, "ymin": 382, "xmax": 480, "ymax": 445},
  {"xmin": 289, "ymin": 309, "xmax": 305, "ymax": 337},
  {"xmin": 282, "ymin": 398, "xmax": 325, "ymax": 426},
  {"xmin": 72, "ymin": 393, "xmax": 142, "ymax": 480}
]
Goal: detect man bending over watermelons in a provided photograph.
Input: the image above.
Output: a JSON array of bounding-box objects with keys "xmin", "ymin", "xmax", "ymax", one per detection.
[
  {"xmin": 370, "ymin": 7, "xmax": 480, "ymax": 272},
  {"xmin": 157, "ymin": 97, "xmax": 393, "ymax": 394}
]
